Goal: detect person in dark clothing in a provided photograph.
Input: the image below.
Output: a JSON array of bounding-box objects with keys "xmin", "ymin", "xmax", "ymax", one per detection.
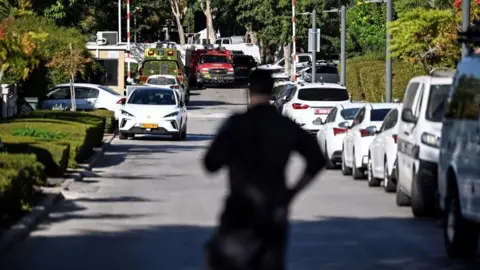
[{"xmin": 203, "ymin": 69, "xmax": 326, "ymax": 270}]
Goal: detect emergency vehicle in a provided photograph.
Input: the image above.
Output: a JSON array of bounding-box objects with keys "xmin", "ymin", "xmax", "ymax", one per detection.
[
  {"xmin": 185, "ymin": 47, "xmax": 234, "ymax": 87},
  {"xmin": 137, "ymin": 48, "xmax": 187, "ymax": 89},
  {"xmin": 195, "ymin": 48, "xmax": 234, "ymax": 87}
]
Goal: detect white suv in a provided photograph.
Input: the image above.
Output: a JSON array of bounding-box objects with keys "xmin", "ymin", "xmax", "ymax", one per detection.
[
  {"xmin": 396, "ymin": 71, "xmax": 453, "ymax": 218},
  {"xmin": 282, "ymin": 82, "xmax": 350, "ymax": 138}
]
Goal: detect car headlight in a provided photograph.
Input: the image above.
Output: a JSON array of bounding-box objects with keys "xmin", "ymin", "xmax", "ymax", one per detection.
[
  {"xmin": 421, "ymin": 132, "xmax": 440, "ymax": 148},
  {"xmin": 164, "ymin": 111, "xmax": 179, "ymax": 117},
  {"xmin": 121, "ymin": 110, "xmax": 134, "ymax": 117}
]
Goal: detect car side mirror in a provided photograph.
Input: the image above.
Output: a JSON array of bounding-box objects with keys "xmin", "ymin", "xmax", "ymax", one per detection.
[
  {"xmin": 401, "ymin": 109, "xmax": 417, "ymax": 123},
  {"xmin": 365, "ymin": 126, "xmax": 377, "ymax": 135},
  {"xmin": 338, "ymin": 121, "xmax": 350, "ymax": 129}
]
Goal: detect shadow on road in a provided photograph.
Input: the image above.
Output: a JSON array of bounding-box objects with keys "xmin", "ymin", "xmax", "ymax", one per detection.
[
  {"xmin": 2, "ymin": 215, "xmax": 479, "ymax": 269},
  {"xmin": 188, "ymin": 100, "xmax": 246, "ymax": 107}
]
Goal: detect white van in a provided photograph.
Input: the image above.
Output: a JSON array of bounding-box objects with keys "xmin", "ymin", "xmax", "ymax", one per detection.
[{"xmin": 396, "ymin": 69, "xmax": 453, "ymax": 218}]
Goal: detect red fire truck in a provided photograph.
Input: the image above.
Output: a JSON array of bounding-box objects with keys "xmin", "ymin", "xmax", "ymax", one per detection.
[{"xmin": 186, "ymin": 47, "xmax": 234, "ymax": 87}]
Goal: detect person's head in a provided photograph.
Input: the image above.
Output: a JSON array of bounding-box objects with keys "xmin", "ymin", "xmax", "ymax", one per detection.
[{"xmin": 248, "ymin": 69, "xmax": 274, "ymax": 105}]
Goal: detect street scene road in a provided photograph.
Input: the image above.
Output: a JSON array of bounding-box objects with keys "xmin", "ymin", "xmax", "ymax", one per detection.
[{"xmin": 1, "ymin": 86, "xmax": 479, "ymax": 270}]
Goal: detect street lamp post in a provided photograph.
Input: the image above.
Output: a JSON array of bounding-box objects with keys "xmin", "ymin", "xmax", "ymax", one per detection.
[
  {"xmin": 118, "ymin": 0, "xmax": 122, "ymax": 43},
  {"xmin": 363, "ymin": 0, "xmax": 392, "ymax": 102},
  {"xmin": 340, "ymin": 5, "xmax": 346, "ymax": 86},
  {"xmin": 462, "ymin": 0, "xmax": 471, "ymax": 58}
]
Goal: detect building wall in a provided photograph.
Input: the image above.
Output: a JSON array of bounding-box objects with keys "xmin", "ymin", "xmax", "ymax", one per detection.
[{"xmin": 88, "ymin": 49, "xmax": 126, "ymax": 95}]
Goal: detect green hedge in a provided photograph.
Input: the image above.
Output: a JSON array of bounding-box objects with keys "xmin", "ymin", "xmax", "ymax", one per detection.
[
  {"xmin": 0, "ymin": 111, "xmax": 106, "ymax": 168},
  {"xmin": 86, "ymin": 110, "xmax": 118, "ymax": 134},
  {"xmin": 345, "ymin": 54, "xmax": 424, "ymax": 102},
  {"xmin": 0, "ymin": 153, "xmax": 45, "ymax": 229},
  {"xmin": 2, "ymin": 136, "xmax": 69, "ymax": 177}
]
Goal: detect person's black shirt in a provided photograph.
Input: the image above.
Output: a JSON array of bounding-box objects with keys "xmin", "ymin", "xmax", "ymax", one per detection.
[{"xmin": 204, "ymin": 104, "xmax": 325, "ymax": 204}]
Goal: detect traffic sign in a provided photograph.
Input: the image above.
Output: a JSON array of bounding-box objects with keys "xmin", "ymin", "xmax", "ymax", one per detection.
[{"xmin": 308, "ymin": 28, "xmax": 320, "ymax": 52}]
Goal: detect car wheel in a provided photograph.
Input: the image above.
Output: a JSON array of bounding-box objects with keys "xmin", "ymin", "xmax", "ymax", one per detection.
[
  {"xmin": 444, "ymin": 177, "xmax": 479, "ymax": 258},
  {"xmin": 341, "ymin": 150, "xmax": 352, "ymax": 176},
  {"xmin": 352, "ymin": 151, "xmax": 364, "ymax": 180},
  {"xmin": 411, "ymin": 169, "xmax": 434, "ymax": 217},
  {"xmin": 396, "ymin": 179, "xmax": 411, "ymax": 207},
  {"xmin": 119, "ymin": 132, "xmax": 128, "ymax": 140},
  {"xmin": 324, "ymin": 142, "xmax": 336, "ymax": 169},
  {"xmin": 383, "ymin": 159, "xmax": 396, "ymax": 193},
  {"xmin": 367, "ymin": 155, "xmax": 381, "ymax": 187}
]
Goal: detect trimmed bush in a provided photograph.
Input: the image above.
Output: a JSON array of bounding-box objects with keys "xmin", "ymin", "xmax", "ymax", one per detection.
[
  {"xmin": 345, "ymin": 54, "xmax": 424, "ymax": 102},
  {"xmin": 0, "ymin": 116, "xmax": 102, "ymax": 167},
  {"xmin": 0, "ymin": 154, "xmax": 45, "ymax": 228},
  {"xmin": 86, "ymin": 109, "xmax": 117, "ymax": 134},
  {"xmin": 1, "ymin": 135, "xmax": 69, "ymax": 176},
  {"xmin": 17, "ymin": 110, "xmax": 106, "ymax": 146}
]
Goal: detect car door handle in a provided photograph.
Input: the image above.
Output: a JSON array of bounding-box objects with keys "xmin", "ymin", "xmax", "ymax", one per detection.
[{"xmin": 404, "ymin": 131, "xmax": 409, "ymax": 136}]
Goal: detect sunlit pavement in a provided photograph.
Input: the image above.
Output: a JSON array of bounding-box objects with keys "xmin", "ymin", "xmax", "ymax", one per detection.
[{"xmin": 1, "ymin": 85, "xmax": 479, "ymax": 270}]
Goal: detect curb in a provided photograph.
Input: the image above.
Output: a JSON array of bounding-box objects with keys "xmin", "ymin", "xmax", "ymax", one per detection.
[{"xmin": 0, "ymin": 134, "xmax": 116, "ymax": 256}]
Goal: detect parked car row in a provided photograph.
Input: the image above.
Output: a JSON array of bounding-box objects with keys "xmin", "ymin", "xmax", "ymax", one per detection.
[{"xmin": 269, "ymin": 53, "xmax": 480, "ymax": 258}]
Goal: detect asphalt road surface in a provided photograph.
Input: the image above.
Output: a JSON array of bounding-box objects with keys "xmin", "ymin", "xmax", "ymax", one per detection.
[{"xmin": 1, "ymin": 85, "xmax": 479, "ymax": 270}]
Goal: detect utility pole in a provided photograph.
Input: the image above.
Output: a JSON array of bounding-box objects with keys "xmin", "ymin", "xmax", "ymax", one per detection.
[
  {"xmin": 312, "ymin": 9, "xmax": 317, "ymax": 82},
  {"xmin": 127, "ymin": 0, "xmax": 131, "ymax": 80},
  {"xmin": 340, "ymin": 5, "xmax": 346, "ymax": 86},
  {"xmin": 462, "ymin": 0, "xmax": 470, "ymax": 58},
  {"xmin": 118, "ymin": 0, "xmax": 122, "ymax": 43},
  {"xmin": 386, "ymin": 0, "xmax": 392, "ymax": 102},
  {"xmin": 292, "ymin": 0, "xmax": 297, "ymax": 81}
]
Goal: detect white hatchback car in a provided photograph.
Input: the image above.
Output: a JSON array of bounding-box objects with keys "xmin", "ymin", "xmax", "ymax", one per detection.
[
  {"xmin": 118, "ymin": 87, "xmax": 187, "ymax": 140},
  {"xmin": 145, "ymin": 74, "xmax": 189, "ymax": 104},
  {"xmin": 367, "ymin": 104, "xmax": 402, "ymax": 192},
  {"xmin": 342, "ymin": 103, "xmax": 397, "ymax": 179},
  {"xmin": 282, "ymin": 82, "xmax": 350, "ymax": 138},
  {"xmin": 41, "ymin": 83, "xmax": 124, "ymax": 118},
  {"xmin": 316, "ymin": 103, "xmax": 363, "ymax": 168}
]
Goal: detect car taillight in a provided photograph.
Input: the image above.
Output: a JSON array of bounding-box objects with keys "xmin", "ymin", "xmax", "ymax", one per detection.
[
  {"xmin": 116, "ymin": 97, "xmax": 126, "ymax": 104},
  {"xmin": 171, "ymin": 85, "xmax": 180, "ymax": 89},
  {"xmin": 392, "ymin": 134, "xmax": 398, "ymax": 144},
  {"xmin": 333, "ymin": 128, "xmax": 347, "ymax": 136},
  {"xmin": 292, "ymin": 103, "xmax": 309, "ymax": 109},
  {"xmin": 360, "ymin": 129, "xmax": 373, "ymax": 137},
  {"xmin": 228, "ymin": 68, "xmax": 234, "ymax": 72}
]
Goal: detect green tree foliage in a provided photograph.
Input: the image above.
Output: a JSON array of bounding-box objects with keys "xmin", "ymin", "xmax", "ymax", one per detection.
[
  {"xmin": 346, "ymin": 2, "xmax": 387, "ymax": 57},
  {"xmin": 389, "ymin": 8, "xmax": 460, "ymax": 73}
]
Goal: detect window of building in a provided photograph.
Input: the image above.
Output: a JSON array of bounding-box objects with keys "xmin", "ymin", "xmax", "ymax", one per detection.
[{"xmin": 95, "ymin": 59, "xmax": 119, "ymax": 86}]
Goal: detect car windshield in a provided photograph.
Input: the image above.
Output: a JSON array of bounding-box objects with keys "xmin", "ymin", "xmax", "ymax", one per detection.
[
  {"xmin": 147, "ymin": 77, "xmax": 176, "ymax": 85},
  {"xmin": 127, "ymin": 88, "xmax": 177, "ymax": 105},
  {"xmin": 340, "ymin": 108, "xmax": 360, "ymax": 120},
  {"xmin": 316, "ymin": 66, "xmax": 338, "ymax": 74},
  {"xmin": 98, "ymin": 85, "xmax": 121, "ymax": 96},
  {"xmin": 297, "ymin": 88, "xmax": 349, "ymax": 101},
  {"xmin": 426, "ymin": 84, "xmax": 452, "ymax": 122},
  {"xmin": 201, "ymin": 55, "xmax": 229, "ymax": 64},
  {"xmin": 370, "ymin": 109, "xmax": 392, "ymax": 121},
  {"xmin": 234, "ymin": 56, "xmax": 253, "ymax": 65}
]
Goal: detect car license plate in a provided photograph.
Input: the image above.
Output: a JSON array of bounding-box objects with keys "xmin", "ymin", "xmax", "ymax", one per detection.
[
  {"xmin": 315, "ymin": 108, "xmax": 331, "ymax": 115},
  {"xmin": 141, "ymin": 123, "xmax": 158, "ymax": 129}
]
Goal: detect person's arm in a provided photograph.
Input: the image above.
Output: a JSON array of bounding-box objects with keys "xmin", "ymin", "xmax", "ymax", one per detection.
[
  {"xmin": 289, "ymin": 125, "xmax": 326, "ymax": 200},
  {"xmin": 203, "ymin": 117, "xmax": 235, "ymax": 172}
]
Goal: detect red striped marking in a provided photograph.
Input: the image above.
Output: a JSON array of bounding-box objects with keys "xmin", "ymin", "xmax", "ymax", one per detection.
[
  {"xmin": 127, "ymin": 32, "xmax": 131, "ymax": 39},
  {"xmin": 292, "ymin": 36, "xmax": 296, "ymax": 42},
  {"xmin": 127, "ymin": 13, "xmax": 130, "ymax": 19},
  {"xmin": 126, "ymin": 0, "xmax": 130, "ymax": 4},
  {"xmin": 128, "ymin": 71, "xmax": 131, "ymax": 77},
  {"xmin": 292, "ymin": 0, "xmax": 295, "ymax": 5},
  {"xmin": 292, "ymin": 17, "xmax": 296, "ymax": 22}
]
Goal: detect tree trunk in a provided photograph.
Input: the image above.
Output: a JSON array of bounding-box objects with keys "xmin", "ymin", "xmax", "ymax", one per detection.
[
  {"xmin": 170, "ymin": 0, "xmax": 185, "ymax": 45},
  {"xmin": 70, "ymin": 77, "xmax": 77, "ymax": 112},
  {"xmin": 201, "ymin": 0, "xmax": 216, "ymax": 43},
  {"xmin": 283, "ymin": 43, "xmax": 291, "ymax": 76}
]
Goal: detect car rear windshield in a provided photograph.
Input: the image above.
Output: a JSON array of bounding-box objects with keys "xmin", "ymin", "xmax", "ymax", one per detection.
[
  {"xmin": 316, "ymin": 66, "xmax": 338, "ymax": 74},
  {"xmin": 98, "ymin": 85, "xmax": 121, "ymax": 96},
  {"xmin": 233, "ymin": 56, "xmax": 254, "ymax": 65},
  {"xmin": 340, "ymin": 108, "xmax": 360, "ymax": 120},
  {"xmin": 370, "ymin": 109, "xmax": 392, "ymax": 121},
  {"xmin": 297, "ymin": 88, "xmax": 349, "ymax": 101},
  {"xmin": 147, "ymin": 77, "xmax": 176, "ymax": 85},
  {"xmin": 200, "ymin": 55, "xmax": 229, "ymax": 64},
  {"xmin": 128, "ymin": 89, "xmax": 176, "ymax": 105},
  {"xmin": 426, "ymin": 84, "xmax": 451, "ymax": 122}
]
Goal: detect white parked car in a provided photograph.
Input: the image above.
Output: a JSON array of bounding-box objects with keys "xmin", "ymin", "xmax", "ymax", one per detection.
[
  {"xmin": 41, "ymin": 83, "xmax": 124, "ymax": 118},
  {"xmin": 341, "ymin": 103, "xmax": 397, "ymax": 179},
  {"xmin": 367, "ymin": 104, "xmax": 402, "ymax": 192},
  {"xmin": 145, "ymin": 74, "xmax": 190, "ymax": 104},
  {"xmin": 118, "ymin": 86, "xmax": 187, "ymax": 140},
  {"xmin": 396, "ymin": 72, "xmax": 453, "ymax": 217},
  {"xmin": 282, "ymin": 82, "xmax": 350, "ymax": 138},
  {"xmin": 316, "ymin": 103, "xmax": 363, "ymax": 169}
]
